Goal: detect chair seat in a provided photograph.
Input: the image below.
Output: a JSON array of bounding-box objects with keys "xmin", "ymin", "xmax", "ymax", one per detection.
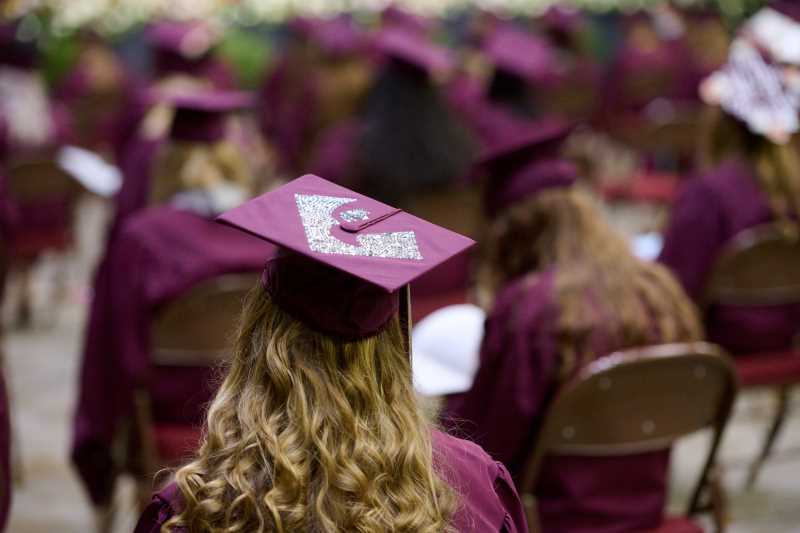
[
  {"xmin": 735, "ymin": 350, "xmax": 800, "ymax": 388},
  {"xmin": 153, "ymin": 424, "xmax": 202, "ymax": 464},
  {"xmin": 641, "ymin": 516, "xmax": 703, "ymax": 533}
]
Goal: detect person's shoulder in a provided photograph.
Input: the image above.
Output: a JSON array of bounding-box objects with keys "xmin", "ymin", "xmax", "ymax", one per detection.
[
  {"xmin": 432, "ymin": 429, "xmax": 502, "ymax": 482},
  {"xmin": 490, "ymin": 270, "xmax": 557, "ymax": 326},
  {"xmin": 134, "ymin": 482, "xmax": 185, "ymax": 533}
]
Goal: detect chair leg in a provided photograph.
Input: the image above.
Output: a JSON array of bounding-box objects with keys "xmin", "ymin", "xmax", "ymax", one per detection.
[
  {"xmin": 15, "ymin": 265, "xmax": 33, "ymax": 329},
  {"xmin": 708, "ymin": 465, "xmax": 728, "ymax": 533},
  {"xmin": 745, "ymin": 387, "xmax": 790, "ymax": 489}
]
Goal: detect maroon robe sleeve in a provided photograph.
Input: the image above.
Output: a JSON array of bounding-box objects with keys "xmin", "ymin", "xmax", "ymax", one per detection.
[
  {"xmin": 443, "ymin": 272, "xmax": 559, "ymax": 479},
  {"xmin": 495, "ymin": 461, "xmax": 528, "ymax": 533},
  {"xmin": 134, "ymin": 484, "xmax": 185, "ymax": 533},
  {"xmin": 657, "ymin": 179, "xmax": 727, "ymax": 300}
]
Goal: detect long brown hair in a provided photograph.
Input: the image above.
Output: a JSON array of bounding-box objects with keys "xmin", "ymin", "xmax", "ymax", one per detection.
[
  {"xmin": 478, "ymin": 187, "xmax": 703, "ymax": 377},
  {"xmin": 701, "ymin": 107, "xmax": 800, "ymax": 233},
  {"xmin": 149, "ymin": 139, "xmax": 253, "ymax": 206},
  {"xmin": 163, "ymin": 286, "xmax": 458, "ymax": 532}
]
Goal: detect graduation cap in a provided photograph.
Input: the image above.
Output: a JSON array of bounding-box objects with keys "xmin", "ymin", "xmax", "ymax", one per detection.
[
  {"xmin": 381, "ymin": 5, "xmax": 434, "ymax": 36},
  {"xmin": 744, "ymin": 3, "xmax": 800, "ymax": 66},
  {"xmin": 304, "ymin": 15, "xmax": 369, "ymax": 58},
  {"xmin": 483, "ymin": 23, "xmax": 559, "ymax": 84},
  {"xmin": 701, "ymin": 39, "xmax": 799, "ymax": 145},
  {"xmin": 375, "ymin": 26, "xmax": 454, "ymax": 76},
  {"xmin": 157, "ymin": 89, "xmax": 254, "ymax": 143},
  {"xmin": 476, "ymin": 119, "xmax": 576, "ymax": 216},
  {"xmin": 216, "ymin": 174, "xmax": 475, "ymax": 340},
  {"xmin": 146, "ymin": 21, "xmax": 219, "ymax": 76}
]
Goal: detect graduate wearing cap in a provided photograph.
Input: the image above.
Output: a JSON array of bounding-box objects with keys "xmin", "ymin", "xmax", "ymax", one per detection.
[
  {"xmin": 72, "ymin": 90, "xmax": 268, "ymax": 507},
  {"xmin": 110, "ymin": 20, "xmax": 235, "ymax": 165},
  {"xmin": 444, "ymin": 122, "xmax": 703, "ymax": 532},
  {"xmin": 659, "ymin": 31, "xmax": 800, "ymax": 356},
  {"xmin": 309, "ymin": 23, "xmax": 474, "ymax": 205},
  {"xmin": 259, "ymin": 15, "xmax": 372, "ymax": 176},
  {"xmin": 449, "ymin": 21, "xmax": 563, "ymax": 148},
  {"xmin": 134, "ymin": 174, "xmax": 527, "ymax": 533}
]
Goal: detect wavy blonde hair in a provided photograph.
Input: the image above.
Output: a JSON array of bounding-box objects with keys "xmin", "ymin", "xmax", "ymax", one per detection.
[
  {"xmin": 478, "ymin": 187, "xmax": 703, "ymax": 377},
  {"xmin": 163, "ymin": 286, "xmax": 458, "ymax": 532},
  {"xmin": 149, "ymin": 139, "xmax": 254, "ymax": 206}
]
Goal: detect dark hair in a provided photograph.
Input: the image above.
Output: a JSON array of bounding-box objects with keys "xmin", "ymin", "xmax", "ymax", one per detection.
[
  {"xmin": 487, "ymin": 69, "xmax": 538, "ymax": 119},
  {"xmin": 353, "ymin": 58, "xmax": 476, "ymax": 206}
]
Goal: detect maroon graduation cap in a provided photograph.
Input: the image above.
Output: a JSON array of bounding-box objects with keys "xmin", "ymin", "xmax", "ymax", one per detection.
[
  {"xmin": 146, "ymin": 20, "xmax": 219, "ymax": 76},
  {"xmin": 216, "ymin": 174, "xmax": 475, "ymax": 340},
  {"xmin": 375, "ymin": 26, "xmax": 454, "ymax": 75},
  {"xmin": 477, "ymin": 119, "xmax": 577, "ymax": 216},
  {"xmin": 484, "ymin": 23, "xmax": 559, "ymax": 84},
  {"xmin": 155, "ymin": 89, "xmax": 253, "ymax": 143}
]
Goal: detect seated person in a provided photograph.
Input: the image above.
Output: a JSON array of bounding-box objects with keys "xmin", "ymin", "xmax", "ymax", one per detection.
[
  {"xmin": 72, "ymin": 90, "xmax": 274, "ymax": 512},
  {"xmin": 135, "ymin": 174, "xmax": 528, "ymax": 532},
  {"xmin": 444, "ymin": 121, "xmax": 703, "ymax": 533},
  {"xmin": 659, "ymin": 26, "xmax": 800, "ymax": 355}
]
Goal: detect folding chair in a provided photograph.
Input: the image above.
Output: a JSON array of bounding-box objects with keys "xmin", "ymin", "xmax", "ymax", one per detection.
[
  {"xmin": 519, "ymin": 342, "xmax": 738, "ymax": 533},
  {"xmin": 132, "ymin": 272, "xmax": 258, "ymax": 507},
  {"xmin": 704, "ymin": 223, "xmax": 800, "ymax": 487}
]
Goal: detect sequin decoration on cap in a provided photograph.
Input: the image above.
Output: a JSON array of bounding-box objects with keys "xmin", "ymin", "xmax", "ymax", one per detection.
[
  {"xmin": 216, "ymin": 174, "xmax": 475, "ymax": 339},
  {"xmin": 700, "ymin": 38, "xmax": 800, "ymax": 145}
]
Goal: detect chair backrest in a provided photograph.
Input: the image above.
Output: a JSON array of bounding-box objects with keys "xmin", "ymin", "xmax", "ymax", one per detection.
[
  {"xmin": 705, "ymin": 223, "xmax": 800, "ymax": 307},
  {"xmin": 5, "ymin": 159, "xmax": 83, "ymax": 202},
  {"xmin": 520, "ymin": 342, "xmax": 737, "ymax": 515},
  {"xmin": 150, "ymin": 273, "xmax": 258, "ymax": 367}
]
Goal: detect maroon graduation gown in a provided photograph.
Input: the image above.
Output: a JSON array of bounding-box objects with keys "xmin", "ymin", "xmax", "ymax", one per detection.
[
  {"xmin": 444, "ymin": 271, "xmax": 690, "ymax": 533},
  {"xmin": 134, "ymin": 428, "xmax": 527, "ymax": 533},
  {"xmin": 72, "ymin": 206, "xmax": 274, "ymax": 505},
  {"xmin": 659, "ymin": 158, "xmax": 800, "ymax": 355}
]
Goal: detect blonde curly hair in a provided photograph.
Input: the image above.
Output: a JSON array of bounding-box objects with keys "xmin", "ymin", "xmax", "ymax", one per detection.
[
  {"xmin": 477, "ymin": 187, "xmax": 703, "ymax": 377},
  {"xmin": 163, "ymin": 285, "xmax": 459, "ymax": 532}
]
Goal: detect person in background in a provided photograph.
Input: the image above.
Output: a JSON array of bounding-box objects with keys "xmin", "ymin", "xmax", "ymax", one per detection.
[
  {"xmin": 444, "ymin": 120, "xmax": 703, "ymax": 533},
  {"xmin": 259, "ymin": 15, "xmax": 371, "ymax": 177},
  {"xmin": 659, "ymin": 6, "xmax": 800, "ymax": 355},
  {"xmin": 0, "ymin": 19, "xmax": 75, "ymax": 326},
  {"xmin": 110, "ymin": 20, "xmax": 235, "ymax": 166},
  {"xmin": 72, "ymin": 90, "xmax": 269, "ymax": 518},
  {"xmin": 450, "ymin": 21, "xmax": 561, "ymax": 147},
  {"xmin": 134, "ymin": 174, "xmax": 527, "ymax": 533},
  {"xmin": 310, "ymin": 24, "xmax": 474, "ymax": 207},
  {"xmin": 52, "ymin": 29, "xmax": 130, "ymax": 153}
]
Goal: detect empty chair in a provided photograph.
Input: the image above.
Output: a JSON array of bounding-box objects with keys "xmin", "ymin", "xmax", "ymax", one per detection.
[{"xmin": 135, "ymin": 273, "xmax": 258, "ymax": 502}]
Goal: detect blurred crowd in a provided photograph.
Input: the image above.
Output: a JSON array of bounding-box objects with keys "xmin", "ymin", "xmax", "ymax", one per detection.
[{"xmin": 0, "ymin": 0, "xmax": 799, "ymax": 532}]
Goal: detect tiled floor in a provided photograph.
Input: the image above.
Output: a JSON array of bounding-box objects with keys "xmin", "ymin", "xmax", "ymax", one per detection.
[{"xmin": 3, "ymin": 198, "xmax": 799, "ymax": 532}]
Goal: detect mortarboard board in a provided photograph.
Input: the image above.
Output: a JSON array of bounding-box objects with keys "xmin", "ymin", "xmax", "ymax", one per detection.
[
  {"xmin": 216, "ymin": 174, "xmax": 475, "ymax": 340},
  {"xmin": 381, "ymin": 5, "xmax": 434, "ymax": 36},
  {"xmin": 477, "ymin": 119, "xmax": 577, "ymax": 216},
  {"xmin": 744, "ymin": 3, "xmax": 800, "ymax": 66},
  {"xmin": 483, "ymin": 23, "xmax": 558, "ymax": 84},
  {"xmin": 375, "ymin": 26, "xmax": 454, "ymax": 76},
  {"xmin": 700, "ymin": 38, "xmax": 799, "ymax": 145},
  {"xmin": 158, "ymin": 89, "xmax": 254, "ymax": 144},
  {"xmin": 146, "ymin": 21, "xmax": 219, "ymax": 76}
]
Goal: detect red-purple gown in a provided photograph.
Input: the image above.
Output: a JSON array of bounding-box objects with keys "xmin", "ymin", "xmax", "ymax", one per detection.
[
  {"xmin": 72, "ymin": 205, "xmax": 274, "ymax": 505},
  {"xmin": 134, "ymin": 428, "xmax": 528, "ymax": 532},
  {"xmin": 659, "ymin": 158, "xmax": 800, "ymax": 355},
  {"xmin": 444, "ymin": 271, "xmax": 698, "ymax": 533}
]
